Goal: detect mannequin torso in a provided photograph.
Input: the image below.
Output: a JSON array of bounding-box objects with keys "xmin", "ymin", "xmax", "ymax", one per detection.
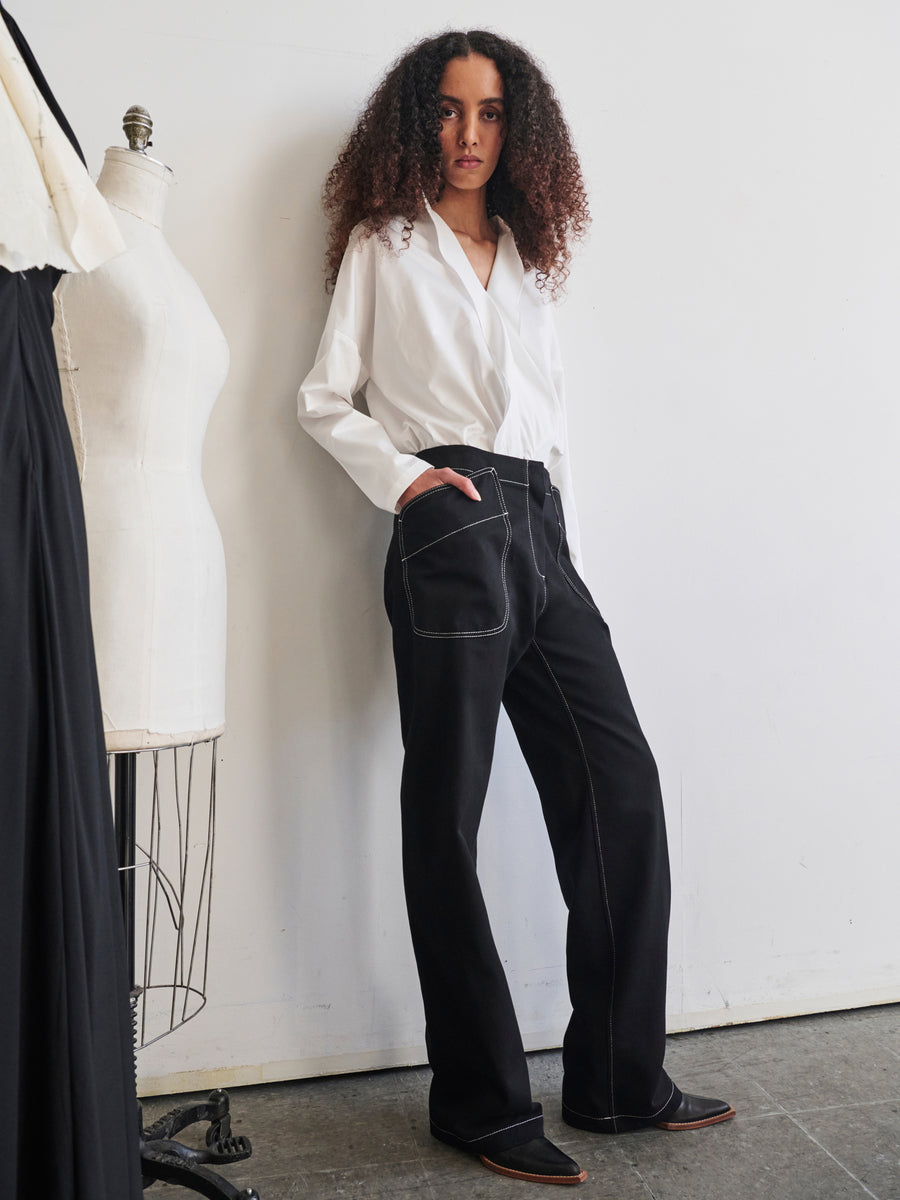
[{"xmin": 54, "ymin": 146, "xmax": 229, "ymax": 750}]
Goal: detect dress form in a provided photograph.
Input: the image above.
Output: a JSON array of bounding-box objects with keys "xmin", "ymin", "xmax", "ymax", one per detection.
[
  {"xmin": 52, "ymin": 108, "xmax": 258, "ymax": 1198},
  {"xmin": 54, "ymin": 134, "xmax": 228, "ymax": 751}
]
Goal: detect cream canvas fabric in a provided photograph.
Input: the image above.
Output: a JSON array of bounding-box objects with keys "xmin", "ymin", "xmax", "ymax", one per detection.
[{"xmin": 0, "ymin": 17, "xmax": 123, "ymax": 272}]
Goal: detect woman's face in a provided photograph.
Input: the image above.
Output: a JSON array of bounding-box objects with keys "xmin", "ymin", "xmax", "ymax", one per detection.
[{"xmin": 437, "ymin": 53, "xmax": 506, "ymax": 196}]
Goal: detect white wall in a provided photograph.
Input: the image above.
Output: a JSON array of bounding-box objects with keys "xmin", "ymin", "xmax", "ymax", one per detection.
[{"xmin": 24, "ymin": 0, "xmax": 900, "ymax": 1094}]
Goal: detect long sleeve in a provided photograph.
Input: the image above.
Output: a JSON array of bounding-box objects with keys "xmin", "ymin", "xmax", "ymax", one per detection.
[
  {"xmin": 297, "ymin": 232, "xmax": 427, "ymax": 512},
  {"xmin": 546, "ymin": 314, "xmax": 584, "ymax": 573},
  {"xmin": 298, "ymin": 213, "xmax": 580, "ymax": 526}
]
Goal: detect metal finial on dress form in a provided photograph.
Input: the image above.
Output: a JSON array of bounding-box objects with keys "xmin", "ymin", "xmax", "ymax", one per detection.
[{"xmin": 123, "ymin": 105, "xmax": 153, "ymax": 153}]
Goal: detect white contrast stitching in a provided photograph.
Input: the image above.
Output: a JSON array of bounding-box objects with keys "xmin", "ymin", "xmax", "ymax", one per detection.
[
  {"xmin": 533, "ymin": 638, "xmax": 618, "ymax": 1128},
  {"xmin": 430, "ymin": 1113, "xmax": 543, "ymax": 1144},
  {"xmin": 561, "ymin": 567, "xmax": 596, "ymax": 611},
  {"xmin": 400, "ymin": 468, "xmax": 512, "ymax": 639},
  {"xmin": 562, "ymin": 1081, "xmax": 677, "ymax": 1124},
  {"xmin": 549, "ymin": 488, "xmax": 597, "ymax": 613},
  {"xmin": 522, "ymin": 461, "xmax": 548, "ymax": 620},
  {"xmin": 398, "ymin": 465, "xmax": 490, "ymax": 515},
  {"xmin": 401, "ymin": 512, "xmax": 508, "ymax": 562},
  {"xmin": 523, "ymin": 461, "xmax": 546, "ymax": 584}
]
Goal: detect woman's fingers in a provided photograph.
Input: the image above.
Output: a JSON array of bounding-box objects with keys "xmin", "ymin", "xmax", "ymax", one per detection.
[
  {"xmin": 437, "ymin": 467, "xmax": 481, "ymax": 502},
  {"xmin": 397, "ymin": 467, "xmax": 481, "ymax": 510}
]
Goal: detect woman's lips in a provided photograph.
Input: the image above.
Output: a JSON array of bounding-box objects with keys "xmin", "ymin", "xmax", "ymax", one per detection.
[{"xmin": 454, "ymin": 156, "xmax": 482, "ymax": 168}]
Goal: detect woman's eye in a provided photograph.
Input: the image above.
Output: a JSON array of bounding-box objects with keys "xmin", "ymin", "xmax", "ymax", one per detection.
[
  {"xmin": 483, "ymin": 110, "xmax": 500, "ymax": 121},
  {"xmin": 440, "ymin": 106, "xmax": 457, "ymax": 119}
]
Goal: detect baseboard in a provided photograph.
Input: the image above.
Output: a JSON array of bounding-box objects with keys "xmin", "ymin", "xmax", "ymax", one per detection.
[{"xmin": 137, "ymin": 985, "xmax": 899, "ymax": 1098}]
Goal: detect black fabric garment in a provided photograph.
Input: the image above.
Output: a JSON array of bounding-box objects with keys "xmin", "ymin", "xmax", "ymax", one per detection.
[
  {"xmin": 0, "ymin": 9, "xmax": 142, "ymax": 1199},
  {"xmin": 384, "ymin": 445, "xmax": 681, "ymax": 1154}
]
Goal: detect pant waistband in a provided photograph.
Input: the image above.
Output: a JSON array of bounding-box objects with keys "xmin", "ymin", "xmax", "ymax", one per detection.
[{"xmin": 416, "ymin": 444, "xmax": 551, "ymax": 490}]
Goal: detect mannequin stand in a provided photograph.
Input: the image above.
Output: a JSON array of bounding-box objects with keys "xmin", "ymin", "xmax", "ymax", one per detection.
[{"xmin": 114, "ymin": 747, "xmax": 259, "ymax": 1200}]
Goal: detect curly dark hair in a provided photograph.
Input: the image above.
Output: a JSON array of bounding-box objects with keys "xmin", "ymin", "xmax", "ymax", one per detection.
[{"xmin": 322, "ymin": 30, "xmax": 590, "ymax": 296}]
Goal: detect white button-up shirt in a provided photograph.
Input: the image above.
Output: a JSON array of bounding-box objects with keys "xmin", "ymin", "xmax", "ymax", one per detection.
[{"xmin": 297, "ymin": 203, "xmax": 582, "ymax": 566}]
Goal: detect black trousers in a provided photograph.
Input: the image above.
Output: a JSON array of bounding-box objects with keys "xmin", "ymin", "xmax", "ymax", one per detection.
[{"xmin": 383, "ymin": 445, "xmax": 681, "ymax": 1154}]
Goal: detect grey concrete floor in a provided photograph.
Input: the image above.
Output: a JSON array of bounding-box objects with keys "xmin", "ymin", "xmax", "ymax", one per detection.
[{"xmin": 140, "ymin": 1004, "xmax": 900, "ymax": 1200}]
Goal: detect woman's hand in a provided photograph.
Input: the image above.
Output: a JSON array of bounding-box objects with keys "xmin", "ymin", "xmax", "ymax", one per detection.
[{"xmin": 397, "ymin": 467, "xmax": 481, "ymax": 511}]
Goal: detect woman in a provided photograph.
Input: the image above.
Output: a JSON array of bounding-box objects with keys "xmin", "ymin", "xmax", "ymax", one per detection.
[{"xmin": 298, "ymin": 30, "xmax": 733, "ymax": 1186}]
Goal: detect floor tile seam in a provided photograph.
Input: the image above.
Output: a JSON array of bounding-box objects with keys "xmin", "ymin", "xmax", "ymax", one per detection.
[
  {"xmin": 410, "ymin": 1144, "xmax": 444, "ymax": 1188},
  {"xmin": 624, "ymin": 1159, "xmax": 662, "ymax": 1199},
  {"xmin": 301, "ymin": 1161, "xmax": 430, "ymax": 1187},
  {"xmin": 778, "ymin": 1097, "xmax": 900, "ymax": 1116},
  {"xmin": 661, "ymin": 1057, "xmax": 744, "ymax": 1075},
  {"xmin": 670, "ymin": 1066, "xmax": 778, "ymax": 1094},
  {"xmin": 726, "ymin": 1108, "xmax": 790, "ymax": 1122},
  {"xmin": 705, "ymin": 1108, "xmax": 818, "ymax": 1128},
  {"xmin": 746, "ymin": 1080, "xmax": 790, "ymax": 1114},
  {"xmin": 785, "ymin": 1112, "xmax": 882, "ymax": 1200},
  {"xmin": 610, "ymin": 1137, "xmax": 661, "ymax": 1199},
  {"xmin": 303, "ymin": 1157, "xmax": 427, "ymax": 1174},
  {"xmin": 709, "ymin": 1048, "xmax": 780, "ymax": 1071},
  {"xmin": 726, "ymin": 1064, "xmax": 900, "ymax": 1096}
]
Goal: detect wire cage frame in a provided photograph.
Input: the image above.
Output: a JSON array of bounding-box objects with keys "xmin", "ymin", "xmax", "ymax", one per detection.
[{"xmin": 109, "ymin": 737, "xmax": 219, "ymax": 1050}]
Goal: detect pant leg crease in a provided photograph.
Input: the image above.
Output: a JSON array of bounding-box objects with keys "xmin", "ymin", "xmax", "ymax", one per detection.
[{"xmin": 532, "ymin": 636, "xmax": 618, "ymax": 1127}]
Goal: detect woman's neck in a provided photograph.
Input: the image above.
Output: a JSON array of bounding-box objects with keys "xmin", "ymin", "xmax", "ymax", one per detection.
[
  {"xmin": 432, "ymin": 185, "xmax": 495, "ymax": 243},
  {"xmin": 97, "ymin": 147, "xmax": 173, "ymax": 228}
]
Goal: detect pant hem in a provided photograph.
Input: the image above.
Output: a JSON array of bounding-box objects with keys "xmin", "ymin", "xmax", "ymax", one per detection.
[
  {"xmin": 430, "ymin": 1111, "xmax": 544, "ymax": 1155},
  {"xmin": 561, "ymin": 1087, "xmax": 683, "ymax": 1135}
]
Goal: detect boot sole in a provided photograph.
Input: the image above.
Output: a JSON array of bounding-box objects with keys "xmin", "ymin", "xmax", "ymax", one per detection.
[
  {"xmin": 657, "ymin": 1106, "xmax": 736, "ymax": 1131},
  {"xmin": 480, "ymin": 1156, "xmax": 588, "ymax": 1185}
]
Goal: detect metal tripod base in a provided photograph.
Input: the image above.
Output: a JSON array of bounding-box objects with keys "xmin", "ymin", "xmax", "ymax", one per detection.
[
  {"xmin": 113, "ymin": 749, "xmax": 259, "ymax": 1196},
  {"xmin": 140, "ymin": 1088, "xmax": 259, "ymax": 1199}
]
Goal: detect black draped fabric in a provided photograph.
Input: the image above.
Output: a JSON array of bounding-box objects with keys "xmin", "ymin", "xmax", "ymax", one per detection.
[{"xmin": 0, "ymin": 8, "xmax": 142, "ymax": 1199}]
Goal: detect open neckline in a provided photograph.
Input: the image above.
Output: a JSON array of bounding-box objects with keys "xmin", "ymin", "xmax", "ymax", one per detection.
[{"xmin": 429, "ymin": 207, "xmax": 501, "ymax": 294}]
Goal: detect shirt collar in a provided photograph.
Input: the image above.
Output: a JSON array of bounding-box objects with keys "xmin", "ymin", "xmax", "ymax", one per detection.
[{"xmin": 423, "ymin": 200, "xmax": 525, "ymax": 328}]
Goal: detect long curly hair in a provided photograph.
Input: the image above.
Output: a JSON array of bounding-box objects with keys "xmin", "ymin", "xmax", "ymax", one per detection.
[{"xmin": 323, "ymin": 30, "xmax": 590, "ymax": 296}]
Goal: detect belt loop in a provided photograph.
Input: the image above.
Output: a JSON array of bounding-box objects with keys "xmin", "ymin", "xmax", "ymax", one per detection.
[{"xmin": 527, "ymin": 459, "xmax": 546, "ymax": 506}]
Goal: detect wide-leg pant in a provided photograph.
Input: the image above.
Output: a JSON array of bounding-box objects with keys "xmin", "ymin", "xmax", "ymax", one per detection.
[{"xmin": 383, "ymin": 445, "xmax": 681, "ymax": 1154}]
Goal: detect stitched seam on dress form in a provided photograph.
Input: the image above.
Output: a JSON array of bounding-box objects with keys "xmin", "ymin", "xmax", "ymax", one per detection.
[
  {"xmin": 107, "ymin": 197, "xmax": 161, "ymax": 229},
  {"xmin": 533, "ymin": 639, "xmax": 618, "ymax": 1130},
  {"xmin": 430, "ymin": 1113, "xmax": 542, "ymax": 1144},
  {"xmin": 563, "ymin": 1081, "xmax": 676, "ymax": 1124},
  {"xmin": 400, "ymin": 469, "xmax": 512, "ymax": 638}
]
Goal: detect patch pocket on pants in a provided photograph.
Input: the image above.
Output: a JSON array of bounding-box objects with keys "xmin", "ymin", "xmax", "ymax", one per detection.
[{"xmin": 398, "ymin": 467, "xmax": 511, "ymax": 637}]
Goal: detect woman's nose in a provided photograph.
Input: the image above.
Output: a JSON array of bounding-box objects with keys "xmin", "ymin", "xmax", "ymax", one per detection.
[{"xmin": 459, "ymin": 117, "xmax": 478, "ymax": 147}]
